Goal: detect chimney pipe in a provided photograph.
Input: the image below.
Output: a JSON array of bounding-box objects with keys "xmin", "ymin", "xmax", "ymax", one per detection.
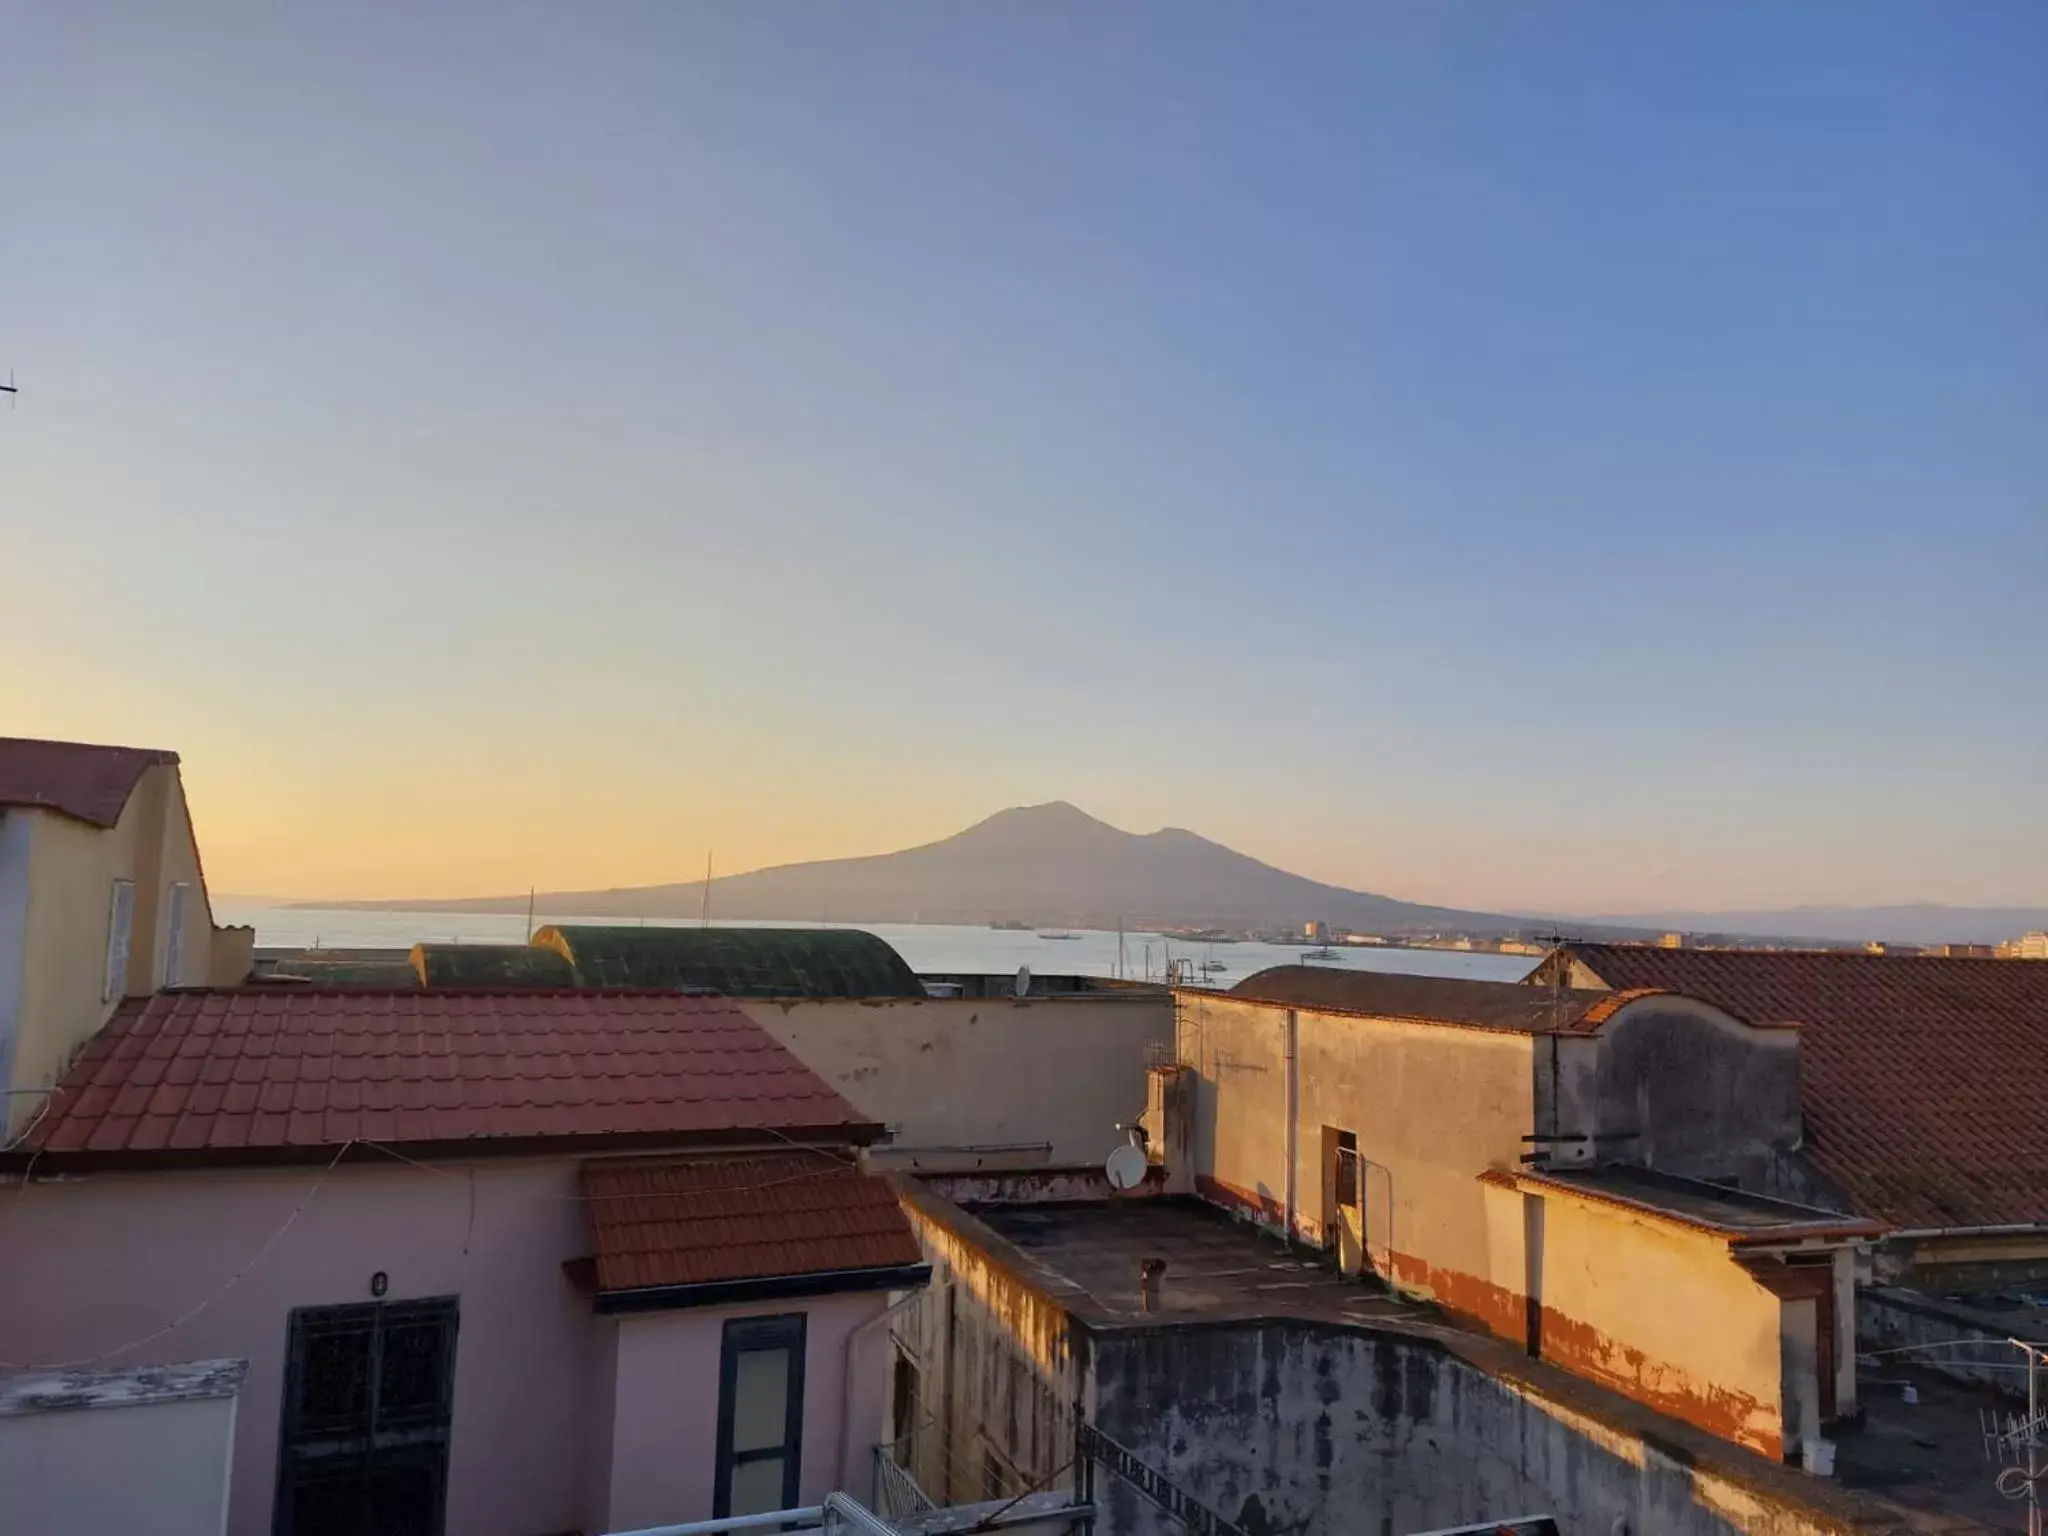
[{"xmin": 1139, "ymin": 1257, "xmax": 1167, "ymax": 1313}]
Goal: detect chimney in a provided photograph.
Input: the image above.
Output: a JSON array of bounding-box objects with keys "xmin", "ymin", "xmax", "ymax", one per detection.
[{"xmin": 1139, "ymin": 1257, "xmax": 1167, "ymax": 1313}]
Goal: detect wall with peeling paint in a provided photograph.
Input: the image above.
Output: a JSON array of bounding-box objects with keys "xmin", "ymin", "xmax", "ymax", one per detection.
[
  {"xmin": 1550, "ymin": 1001, "xmax": 1805, "ymax": 1196},
  {"xmin": 1089, "ymin": 1323, "xmax": 1864, "ymax": 1536},
  {"xmin": 1534, "ymin": 1191, "xmax": 1789, "ymax": 1457},
  {"xmin": 1171, "ymin": 990, "xmax": 1536, "ymax": 1281},
  {"xmin": 743, "ymin": 995, "xmax": 1170, "ymax": 1167},
  {"xmin": 891, "ymin": 1191, "xmax": 1080, "ymax": 1505}
]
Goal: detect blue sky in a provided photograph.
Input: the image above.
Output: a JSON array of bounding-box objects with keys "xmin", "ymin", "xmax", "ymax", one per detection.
[{"xmin": 2, "ymin": 2, "xmax": 2042, "ymax": 910}]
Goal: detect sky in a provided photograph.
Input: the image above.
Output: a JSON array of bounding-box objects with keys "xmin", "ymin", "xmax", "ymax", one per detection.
[{"xmin": 1, "ymin": 3, "xmax": 2043, "ymax": 913}]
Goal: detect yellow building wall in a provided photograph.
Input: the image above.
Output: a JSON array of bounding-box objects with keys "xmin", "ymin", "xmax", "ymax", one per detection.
[
  {"xmin": 1534, "ymin": 1192, "xmax": 1786, "ymax": 1457},
  {"xmin": 9, "ymin": 765, "xmax": 247, "ymax": 1134},
  {"xmin": 1173, "ymin": 990, "xmax": 1537, "ymax": 1338}
]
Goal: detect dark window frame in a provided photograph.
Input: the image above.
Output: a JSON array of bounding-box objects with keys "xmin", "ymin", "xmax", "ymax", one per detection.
[
  {"xmin": 1335, "ymin": 1129, "xmax": 1360, "ymax": 1210},
  {"xmin": 714, "ymin": 1312, "xmax": 808, "ymax": 1518},
  {"xmin": 273, "ymin": 1296, "xmax": 460, "ymax": 1536}
]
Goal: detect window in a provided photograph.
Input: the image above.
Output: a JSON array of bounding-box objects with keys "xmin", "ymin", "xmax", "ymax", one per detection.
[
  {"xmin": 1335, "ymin": 1129, "xmax": 1359, "ymax": 1210},
  {"xmin": 716, "ymin": 1314, "xmax": 806, "ymax": 1518},
  {"xmin": 163, "ymin": 882, "xmax": 190, "ymax": 986},
  {"xmin": 103, "ymin": 880, "xmax": 135, "ymax": 1002},
  {"xmin": 274, "ymin": 1297, "xmax": 459, "ymax": 1536}
]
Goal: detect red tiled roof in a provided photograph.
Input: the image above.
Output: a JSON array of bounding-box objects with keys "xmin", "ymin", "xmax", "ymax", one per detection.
[
  {"xmin": 580, "ymin": 1154, "xmax": 923, "ymax": 1293},
  {"xmin": 0, "ymin": 736, "xmax": 177, "ymax": 828},
  {"xmin": 17, "ymin": 989, "xmax": 880, "ymax": 1164},
  {"xmin": 1554, "ymin": 944, "xmax": 2048, "ymax": 1229}
]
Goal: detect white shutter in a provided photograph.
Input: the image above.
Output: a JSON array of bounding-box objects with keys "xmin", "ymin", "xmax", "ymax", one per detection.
[
  {"xmin": 104, "ymin": 880, "xmax": 135, "ymax": 1001},
  {"xmin": 163, "ymin": 882, "xmax": 190, "ymax": 986}
]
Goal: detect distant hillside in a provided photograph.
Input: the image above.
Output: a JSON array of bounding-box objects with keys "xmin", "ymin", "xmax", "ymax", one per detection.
[
  {"xmin": 301, "ymin": 801, "xmax": 1576, "ymax": 937},
  {"xmin": 1581, "ymin": 903, "xmax": 2048, "ymax": 948}
]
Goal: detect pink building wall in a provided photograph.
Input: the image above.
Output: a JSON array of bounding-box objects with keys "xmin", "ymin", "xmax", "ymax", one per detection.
[
  {"xmin": 599, "ymin": 1292, "xmax": 890, "ymax": 1534},
  {"xmin": 0, "ymin": 1156, "xmax": 899, "ymax": 1536}
]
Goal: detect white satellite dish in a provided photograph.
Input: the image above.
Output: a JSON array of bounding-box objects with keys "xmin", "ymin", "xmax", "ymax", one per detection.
[
  {"xmin": 1013, "ymin": 964, "xmax": 1032, "ymax": 998},
  {"xmin": 1105, "ymin": 1142, "xmax": 1148, "ymax": 1191}
]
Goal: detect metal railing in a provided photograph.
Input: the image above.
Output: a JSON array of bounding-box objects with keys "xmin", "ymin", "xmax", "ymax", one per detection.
[{"xmin": 872, "ymin": 1439, "xmax": 939, "ymax": 1521}]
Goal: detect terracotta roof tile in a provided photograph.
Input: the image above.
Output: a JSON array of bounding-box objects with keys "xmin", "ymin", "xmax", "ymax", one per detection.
[
  {"xmin": 1554, "ymin": 945, "xmax": 2048, "ymax": 1229},
  {"xmin": 581, "ymin": 1154, "xmax": 924, "ymax": 1293},
  {"xmin": 0, "ymin": 736, "xmax": 178, "ymax": 828},
  {"xmin": 20, "ymin": 989, "xmax": 878, "ymax": 1164}
]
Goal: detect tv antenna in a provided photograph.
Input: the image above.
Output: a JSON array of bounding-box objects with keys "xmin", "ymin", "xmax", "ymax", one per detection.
[
  {"xmin": 1013, "ymin": 964, "xmax": 1032, "ymax": 999},
  {"xmin": 1105, "ymin": 1126, "xmax": 1148, "ymax": 1191}
]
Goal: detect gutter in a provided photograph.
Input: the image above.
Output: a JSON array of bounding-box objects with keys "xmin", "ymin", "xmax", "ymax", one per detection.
[{"xmin": 1888, "ymin": 1223, "xmax": 2048, "ymax": 1241}]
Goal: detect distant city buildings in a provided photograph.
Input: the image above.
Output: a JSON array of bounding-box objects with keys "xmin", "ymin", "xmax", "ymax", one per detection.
[{"xmin": 2002, "ymin": 929, "xmax": 2048, "ymax": 960}]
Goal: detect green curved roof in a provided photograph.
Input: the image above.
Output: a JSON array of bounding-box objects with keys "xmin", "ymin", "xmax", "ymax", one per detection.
[
  {"xmin": 411, "ymin": 943, "xmax": 577, "ymax": 989},
  {"xmin": 532, "ymin": 926, "xmax": 922, "ymax": 998}
]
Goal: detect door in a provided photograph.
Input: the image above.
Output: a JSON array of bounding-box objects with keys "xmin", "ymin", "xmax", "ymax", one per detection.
[
  {"xmin": 275, "ymin": 1297, "xmax": 459, "ymax": 1536},
  {"xmin": 716, "ymin": 1314, "xmax": 807, "ymax": 1517},
  {"xmin": 1333, "ymin": 1132, "xmax": 1365, "ymax": 1278}
]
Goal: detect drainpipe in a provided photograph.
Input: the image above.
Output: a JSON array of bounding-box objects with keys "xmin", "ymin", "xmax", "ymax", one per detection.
[
  {"xmin": 1283, "ymin": 1010, "xmax": 1299, "ymax": 1243},
  {"xmin": 838, "ymin": 1289, "xmax": 924, "ymax": 1498}
]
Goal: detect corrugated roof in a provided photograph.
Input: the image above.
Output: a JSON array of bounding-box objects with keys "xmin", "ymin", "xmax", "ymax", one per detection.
[
  {"xmin": 0, "ymin": 736, "xmax": 177, "ymax": 828},
  {"xmin": 580, "ymin": 1154, "xmax": 923, "ymax": 1293},
  {"xmin": 16, "ymin": 989, "xmax": 879, "ymax": 1165},
  {"xmin": 1225, "ymin": 965, "xmax": 1648, "ymax": 1035},
  {"xmin": 1549, "ymin": 944, "xmax": 2048, "ymax": 1229},
  {"xmin": 534, "ymin": 925, "xmax": 922, "ymax": 998},
  {"xmin": 411, "ymin": 943, "xmax": 577, "ymax": 989}
]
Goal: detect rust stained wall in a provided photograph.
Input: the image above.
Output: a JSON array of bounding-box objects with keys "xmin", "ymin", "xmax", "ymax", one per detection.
[
  {"xmin": 1535, "ymin": 1192, "xmax": 1786, "ymax": 1457},
  {"xmin": 893, "ymin": 1195, "xmax": 1080, "ymax": 1503}
]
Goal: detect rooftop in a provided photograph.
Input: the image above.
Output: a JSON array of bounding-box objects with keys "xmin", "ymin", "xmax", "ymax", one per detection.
[
  {"xmin": 535, "ymin": 925, "xmax": 924, "ymax": 998},
  {"xmin": 1549, "ymin": 943, "xmax": 2048, "ymax": 1229},
  {"xmin": 0, "ymin": 1358, "xmax": 248, "ymax": 1417},
  {"xmin": 0, "ymin": 735, "xmax": 177, "ymax": 828},
  {"xmin": 11, "ymin": 988, "xmax": 879, "ymax": 1167},
  {"xmin": 580, "ymin": 1152, "xmax": 924, "ymax": 1303},
  {"xmin": 1224, "ymin": 965, "xmax": 1658, "ymax": 1035},
  {"xmin": 1502, "ymin": 1165, "xmax": 1886, "ymax": 1244},
  {"xmin": 917, "ymin": 1192, "xmax": 1989, "ymax": 1533}
]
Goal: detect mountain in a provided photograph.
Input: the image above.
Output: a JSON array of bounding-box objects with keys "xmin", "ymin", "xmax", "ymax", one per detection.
[
  {"xmin": 300, "ymin": 801, "xmax": 1564, "ymax": 937},
  {"xmin": 1579, "ymin": 904, "xmax": 2048, "ymax": 948}
]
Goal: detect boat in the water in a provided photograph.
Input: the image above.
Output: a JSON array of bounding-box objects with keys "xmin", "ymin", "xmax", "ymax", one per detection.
[
  {"xmin": 1303, "ymin": 945, "xmax": 1341, "ymax": 960},
  {"xmin": 1036, "ymin": 928, "xmax": 1081, "ymax": 940}
]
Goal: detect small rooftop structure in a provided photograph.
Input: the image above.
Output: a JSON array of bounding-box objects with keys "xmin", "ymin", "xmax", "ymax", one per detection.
[
  {"xmin": 579, "ymin": 1153, "xmax": 927, "ymax": 1310},
  {"xmin": 1227, "ymin": 965, "xmax": 1662, "ymax": 1034},
  {"xmin": 411, "ymin": 941, "xmax": 577, "ymax": 988},
  {"xmin": 534, "ymin": 925, "xmax": 925, "ymax": 998},
  {"xmin": 7, "ymin": 987, "xmax": 881, "ymax": 1167},
  {"xmin": 0, "ymin": 735, "xmax": 178, "ymax": 828},
  {"xmin": 1539, "ymin": 941, "xmax": 2048, "ymax": 1229},
  {"xmin": 1485, "ymin": 1165, "xmax": 1885, "ymax": 1247}
]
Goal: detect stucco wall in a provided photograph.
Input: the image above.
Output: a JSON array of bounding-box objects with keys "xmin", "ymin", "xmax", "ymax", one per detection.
[
  {"xmin": 1173, "ymin": 991, "xmax": 1535, "ymax": 1329},
  {"xmin": 1533, "ymin": 1191, "xmax": 1786, "ymax": 1456},
  {"xmin": 894, "ymin": 1194, "xmax": 1081, "ymax": 1505},
  {"xmin": 743, "ymin": 995, "xmax": 1170, "ymax": 1167},
  {"xmin": 1551, "ymin": 1001, "xmax": 1805, "ymax": 1195},
  {"xmin": 5, "ymin": 766, "xmax": 245, "ymax": 1133},
  {"xmin": 1090, "ymin": 1323, "xmax": 1867, "ymax": 1536},
  {"xmin": 602, "ymin": 1291, "xmax": 890, "ymax": 1533},
  {"xmin": 0, "ymin": 1158, "xmax": 604, "ymax": 1536},
  {"xmin": 0, "ymin": 1389, "xmax": 237, "ymax": 1536}
]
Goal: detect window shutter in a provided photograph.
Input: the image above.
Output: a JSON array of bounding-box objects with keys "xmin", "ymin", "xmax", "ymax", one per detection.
[
  {"xmin": 104, "ymin": 880, "xmax": 135, "ymax": 1001},
  {"xmin": 163, "ymin": 882, "xmax": 190, "ymax": 985}
]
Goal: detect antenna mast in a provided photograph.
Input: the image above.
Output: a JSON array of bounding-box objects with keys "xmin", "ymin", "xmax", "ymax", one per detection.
[{"xmin": 700, "ymin": 850, "xmax": 713, "ymax": 927}]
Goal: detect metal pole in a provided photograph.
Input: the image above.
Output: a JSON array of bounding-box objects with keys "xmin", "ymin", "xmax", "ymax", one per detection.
[{"xmin": 2031, "ymin": 1342, "xmax": 2042, "ymax": 1536}]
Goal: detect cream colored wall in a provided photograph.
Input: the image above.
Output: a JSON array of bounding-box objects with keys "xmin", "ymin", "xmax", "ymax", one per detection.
[
  {"xmin": 0, "ymin": 1388, "xmax": 238, "ymax": 1536},
  {"xmin": 8, "ymin": 765, "xmax": 244, "ymax": 1134},
  {"xmin": 1174, "ymin": 990, "xmax": 1535, "ymax": 1327},
  {"xmin": 1534, "ymin": 1191, "xmax": 1786, "ymax": 1457},
  {"xmin": 741, "ymin": 995, "xmax": 1171, "ymax": 1167}
]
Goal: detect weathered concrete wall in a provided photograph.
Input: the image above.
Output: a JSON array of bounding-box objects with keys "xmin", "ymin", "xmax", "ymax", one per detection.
[
  {"xmin": 745, "ymin": 995, "xmax": 1170, "ymax": 1167},
  {"xmin": 1860, "ymin": 1285, "xmax": 2045, "ymax": 1393},
  {"xmin": 893, "ymin": 1189, "xmax": 1081, "ymax": 1504},
  {"xmin": 1534, "ymin": 1190, "xmax": 1787, "ymax": 1456},
  {"xmin": 1173, "ymin": 990, "xmax": 1536, "ymax": 1335},
  {"xmin": 0, "ymin": 1382, "xmax": 239, "ymax": 1536},
  {"xmin": 1550, "ymin": 1001, "xmax": 1805, "ymax": 1196},
  {"xmin": 1090, "ymin": 1323, "xmax": 1886, "ymax": 1536}
]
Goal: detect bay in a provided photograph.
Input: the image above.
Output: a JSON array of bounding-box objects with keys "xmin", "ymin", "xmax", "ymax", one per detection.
[{"xmin": 214, "ymin": 902, "xmax": 1537, "ymax": 990}]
